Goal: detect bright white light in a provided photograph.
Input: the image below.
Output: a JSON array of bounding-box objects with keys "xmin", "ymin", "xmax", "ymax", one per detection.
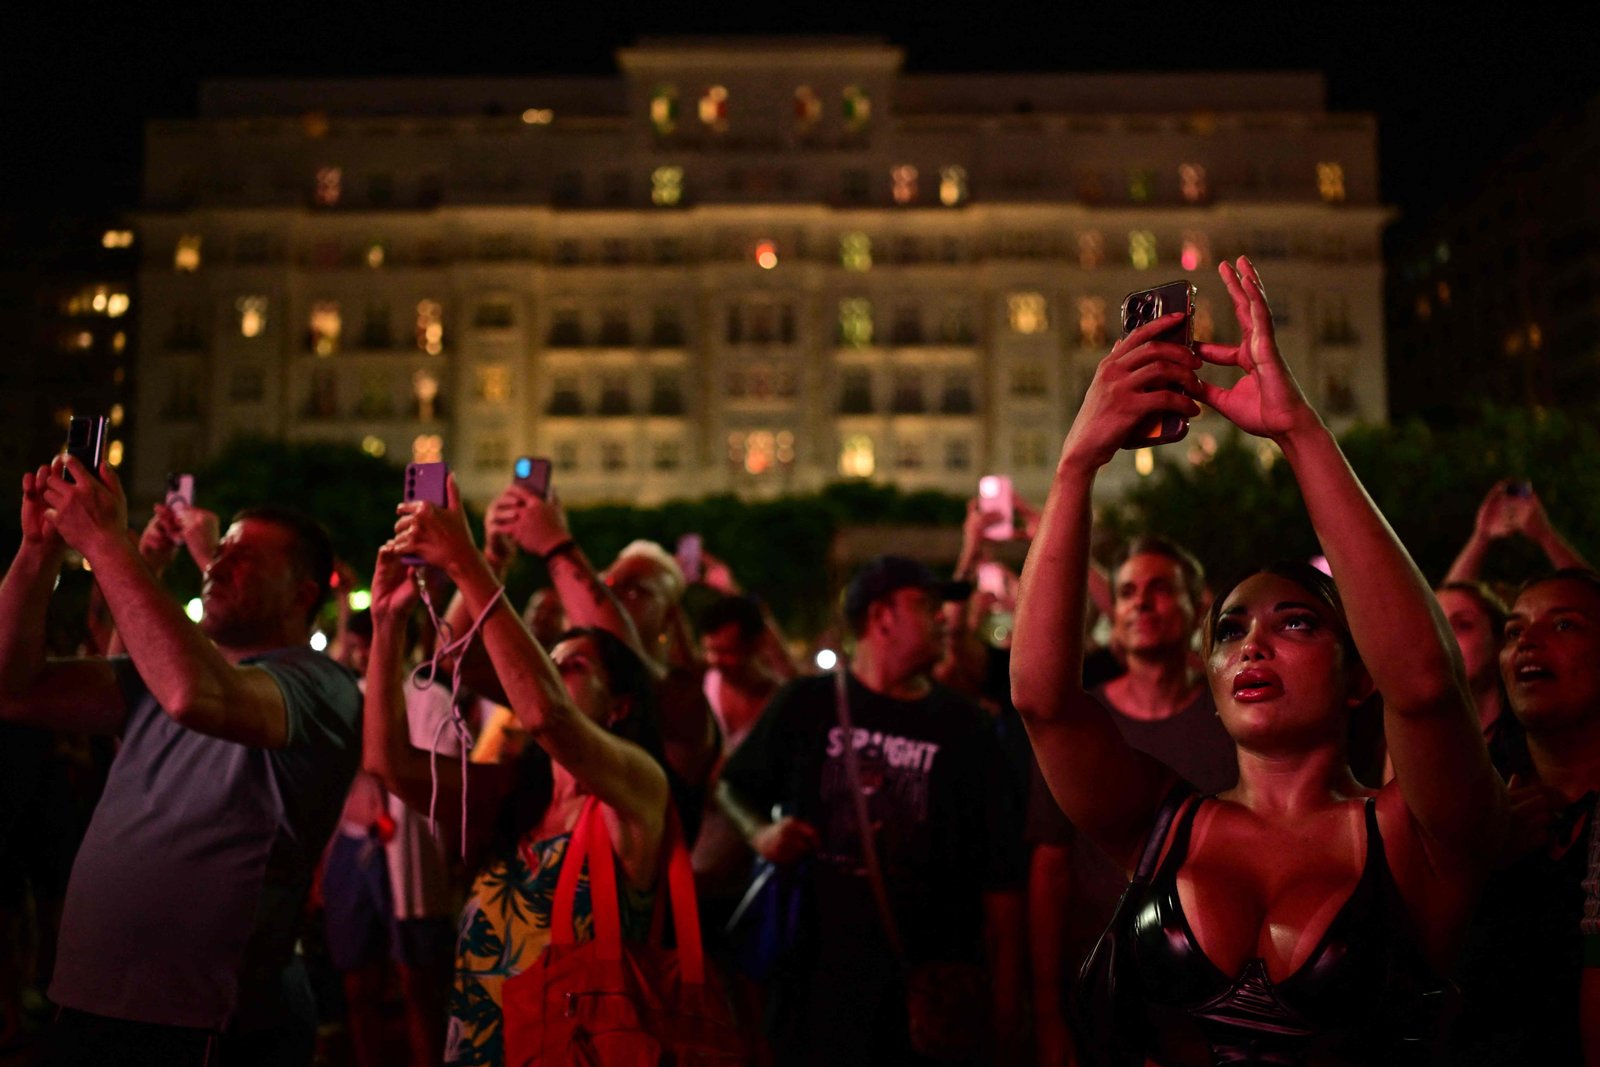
[
  {"xmin": 310, "ymin": 632, "xmax": 328, "ymax": 651},
  {"xmin": 348, "ymin": 589, "xmax": 372, "ymax": 611},
  {"xmin": 185, "ymin": 598, "xmax": 203, "ymax": 622},
  {"xmin": 815, "ymin": 649, "xmax": 838, "ymax": 671},
  {"xmin": 1135, "ymin": 447, "xmax": 1155, "ymax": 476},
  {"xmin": 755, "ymin": 239, "xmax": 777, "ymax": 269}
]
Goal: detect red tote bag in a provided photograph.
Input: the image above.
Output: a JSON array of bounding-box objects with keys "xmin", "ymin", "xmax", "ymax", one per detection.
[{"xmin": 500, "ymin": 797, "xmax": 744, "ymax": 1067}]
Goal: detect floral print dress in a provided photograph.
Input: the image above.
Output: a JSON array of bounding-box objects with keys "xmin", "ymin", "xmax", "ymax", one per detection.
[{"xmin": 445, "ymin": 829, "xmax": 656, "ymax": 1066}]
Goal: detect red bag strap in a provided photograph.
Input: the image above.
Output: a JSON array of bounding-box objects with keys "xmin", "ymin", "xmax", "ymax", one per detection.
[
  {"xmin": 661, "ymin": 804, "xmax": 707, "ymax": 985},
  {"xmin": 548, "ymin": 797, "xmax": 623, "ymax": 960}
]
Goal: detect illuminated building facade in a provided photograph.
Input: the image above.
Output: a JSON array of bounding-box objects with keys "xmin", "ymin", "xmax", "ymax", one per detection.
[{"xmin": 133, "ymin": 39, "xmax": 1389, "ymax": 506}]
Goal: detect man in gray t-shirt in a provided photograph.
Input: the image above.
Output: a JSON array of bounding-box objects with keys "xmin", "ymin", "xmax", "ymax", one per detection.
[{"xmin": 0, "ymin": 454, "xmax": 360, "ymax": 1067}]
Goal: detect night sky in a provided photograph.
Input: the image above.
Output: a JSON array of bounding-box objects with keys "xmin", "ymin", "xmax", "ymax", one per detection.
[{"xmin": 5, "ymin": 1, "xmax": 1597, "ymax": 240}]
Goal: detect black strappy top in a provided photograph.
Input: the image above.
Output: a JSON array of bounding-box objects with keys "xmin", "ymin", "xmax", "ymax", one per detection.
[{"xmin": 1121, "ymin": 796, "xmax": 1450, "ymax": 1066}]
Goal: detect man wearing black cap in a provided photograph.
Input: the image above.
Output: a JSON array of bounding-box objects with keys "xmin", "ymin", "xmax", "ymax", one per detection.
[{"xmin": 718, "ymin": 556, "xmax": 1023, "ymax": 1066}]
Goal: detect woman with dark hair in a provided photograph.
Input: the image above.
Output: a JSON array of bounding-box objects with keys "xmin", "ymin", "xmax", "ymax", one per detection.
[
  {"xmin": 1012, "ymin": 258, "xmax": 1507, "ymax": 1065},
  {"xmin": 1435, "ymin": 581, "xmax": 1516, "ymax": 767},
  {"xmin": 361, "ymin": 476, "xmax": 670, "ymax": 1067}
]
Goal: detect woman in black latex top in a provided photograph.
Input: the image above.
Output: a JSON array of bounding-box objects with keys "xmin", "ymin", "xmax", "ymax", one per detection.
[{"xmin": 1011, "ymin": 258, "xmax": 1508, "ymax": 1066}]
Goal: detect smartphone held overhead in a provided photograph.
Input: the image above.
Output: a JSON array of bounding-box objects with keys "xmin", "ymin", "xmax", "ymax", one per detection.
[
  {"xmin": 403, "ymin": 462, "xmax": 449, "ymax": 564},
  {"xmin": 1119, "ymin": 280, "xmax": 1196, "ymax": 450},
  {"xmin": 65, "ymin": 416, "xmax": 109, "ymax": 483},
  {"xmin": 165, "ymin": 474, "xmax": 195, "ymax": 513},
  {"xmin": 978, "ymin": 475, "xmax": 1014, "ymax": 540},
  {"xmin": 513, "ymin": 456, "xmax": 552, "ymax": 498}
]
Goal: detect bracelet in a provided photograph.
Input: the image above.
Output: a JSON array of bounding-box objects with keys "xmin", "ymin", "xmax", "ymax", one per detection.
[{"xmin": 539, "ymin": 538, "xmax": 577, "ymax": 564}]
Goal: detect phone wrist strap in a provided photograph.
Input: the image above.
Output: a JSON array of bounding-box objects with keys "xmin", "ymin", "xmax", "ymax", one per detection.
[{"xmin": 539, "ymin": 538, "xmax": 577, "ymax": 565}]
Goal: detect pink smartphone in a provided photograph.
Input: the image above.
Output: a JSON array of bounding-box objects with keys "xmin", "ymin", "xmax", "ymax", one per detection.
[
  {"xmin": 1119, "ymin": 279, "xmax": 1195, "ymax": 449},
  {"xmin": 403, "ymin": 462, "xmax": 449, "ymax": 564},
  {"xmin": 513, "ymin": 456, "xmax": 552, "ymax": 498},
  {"xmin": 977, "ymin": 561, "xmax": 1006, "ymax": 597},
  {"xmin": 165, "ymin": 473, "xmax": 195, "ymax": 513},
  {"xmin": 675, "ymin": 533, "xmax": 703, "ymax": 584},
  {"xmin": 978, "ymin": 475, "xmax": 1013, "ymax": 541}
]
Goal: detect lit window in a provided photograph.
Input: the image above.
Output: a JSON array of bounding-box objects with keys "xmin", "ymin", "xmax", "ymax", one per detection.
[
  {"xmin": 310, "ymin": 302, "xmax": 341, "ymax": 356},
  {"xmin": 365, "ymin": 242, "xmax": 385, "ymax": 269},
  {"xmin": 174, "ymin": 235, "xmax": 202, "ymax": 272},
  {"xmin": 474, "ymin": 435, "xmax": 510, "ymax": 471},
  {"xmin": 475, "ymin": 364, "xmax": 512, "ymax": 404},
  {"xmin": 555, "ymin": 441, "xmax": 578, "ymax": 471},
  {"xmin": 891, "ymin": 165, "xmax": 918, "ymax": 205},
  {"xmin": 743, "ymin": 431, "xmax": 775, "ymax": 474},
  {"xmin": 1316, "ymin": 162, "xmax": 1345, "ymax": 203},
  {"xmin": 1129, "ymin": 230, "xmax": 1158, "ymax": 270},
  {"xmin": 840, "ymin": 434, "xmax": 875, "ymax": 477},
  {"xmin": 109, "ymin": 404, "xmax": 124, "ymax": 427},
  {"xmin": 1078, "ymin": 231, "xmax": 1103, "ymax": 269},
  {"xmin": 1529, "ymin": 323, "xmax": 1543, "ymax": 349},
  {"xmin": 939, "ymin": 165, "xmax": 968, "ymax": 207},
  {"xmin": 237, "ymin": 296, "xmax": 268, "ymax": 338},
  {"xmin": 416, "ymin": 300, "xmax": 443, "ymax": 354},
  {"xmin": 112, "ymin": 331, "xmax": 126, "ymax": 354},
  {"xmin": 314, "ymin": 167, "xmax": 342, "ymax": 207},
  {"xmin": 699, "ymin": 85, "xmax": 729, "ymax": 129},
  {"xmin": 1078, "ymin": 297, "xmax": 1107, "ymax": 348},
  {"xmin": 1502, "ymin": 328, "xmax": 1520, "ymax": 355},
  {"xmin": 412, "ymin": 369, "xmax": 440, "ymax": 421},
  {"xmin": 1181, "ymin": 231, "xmax": 1208, "ymax": 272},
  {"xmin": 1128, "ymin": 168, "xmax": 1156, "ymax": 201},
  {"xmin": 106, "ymin": 292, "xmax": 129, "ymax": 317},
  {"xmin": 839, "ymin": 299, "xmax": 874, "ymax": 348},
  {"xmin": 840, "ymin": 232, "xmax": 872, "ymax": 271},
  {"xmin": 1179, "ymin": 164, "xmax": 1207, "ymax": 203},
  {"xmin": 1135, "ymin": 447, "xmax": 1155, "ymax": 475},
  {"xmin": 1010, "ymin": 361, "xmax": 1048, "ymax": 398},
  {"xmin": 102, "ymin": 230, "xmax": 134, "ymax": 249},
  {"xmin": 651, "ymin": 166, "xmax": 683, "ymax": 206},
  {"xmin": 1008, "ymin": 292, "xmax": 1048, "ymax": 335},
  {"xmin": 776, "ymin": 430, "xmax": 795, "ymax": 465},
  {"xmin": 755, "ymin": 239, "xmax": 778, "ymax": 269},
  {"xmin": 842, "ymin": 86, "xmax": 871, "ymax": 130},
  {"xmin": 412, "ymin": 434, "xmax": 442, "ymax": 464},
  {"xmin": 794, "ymin": 86, "xmax": 822, "ymax": 128},
  {"xmin": 521, "ymin": 108, "xmax": 553, "ymax": 124},
  {"xmin": 650, "ymin": 85, "xmax": 678, "ymax": 135},
  {"xmin": 601, "ymin": 441, "xmax": 626, "ymax": 472},
  {"xmin": 64, "ymin": 330, "xmax": 93, "ymax": 351},
  {"xmin": 361, "ymin": 436, "xmax": 387, "ymax": 458},
  {"xmin": 107, "ymin": 440, "xmax": 124, "ymax": 467}
]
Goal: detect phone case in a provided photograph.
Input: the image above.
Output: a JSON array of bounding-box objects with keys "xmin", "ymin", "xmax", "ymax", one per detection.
[
  {"xmin": 165, "ymin": 473, "xmax": 195, "ymax": 510},
  {"xmin": 403, "ymin": 463, "xmax": 450, "ymax": 564},
  {"xmin": 1118, "ymin": 280, "xmax": 1196, "ymax": 450},
  {"xmin": 513, "ymin": 456, "xmax": 552, "ymax": 498},
  {"xmin": 65, "ymin": 417, "xmax": 109, "ymax": 484},
  {"xmin": 978, "ymin": 475, "xmax": 1014, "ymax": 541},
  {"xmin": 676, "ymin": 534, "xmax": 703, "ymax": 584}
]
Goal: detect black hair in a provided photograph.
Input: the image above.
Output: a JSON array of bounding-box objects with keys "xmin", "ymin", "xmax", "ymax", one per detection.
[
  {"xmin": 698, "ymin": 595, "xmax": 765, "ymax": 642},
  {"xmin": 1514, "ymin": 567, "xmax": 1600, "ymax": 606},
  {"xmin": 229, "ymin": 505, "xmax": 334, "ymax": 625},
  {"xmin": 1204, "ymin": 559, "xmax": 1360, "ymax": 668},
  {"xmin": 1112, "ymin": 535, "xmax": 1206, "ymax": 610},
  {"xmin": 345, "ymin": 609, "xmax": 373, "ymax": 640}
]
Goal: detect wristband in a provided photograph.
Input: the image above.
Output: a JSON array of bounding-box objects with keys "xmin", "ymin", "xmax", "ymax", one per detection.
[{"xmin": 539, "ymin": 538, "xmax": 577, "ymax": 565}]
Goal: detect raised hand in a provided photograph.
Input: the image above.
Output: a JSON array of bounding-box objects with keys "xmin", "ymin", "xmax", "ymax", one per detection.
[
  {"xmin": 20, "ymin": 465, "xmax": 62, "ymax": 551},
  {"xmin": 136, "ymin": 504, "xmax": 184, "ymax": 574},
  {"xmin": 482, "ymin": 488, "xmax": 521, "ymax": 574},
  {"xmin": 369, "ymin": 542, "xmax": 421, "ymax": 624},
  {"xmin": 1193, "ymin": 258, "xmax": 1317, "ymax": 441},
  {"xmin": 1472, "ymin": 480, "xmax": 1515, "ymax": 542},
  {"xmin": 174, "ymin": 506, "xmax": 221, "ymax": 570},
  {"xmin": 1062, "ymin": 312, "xmax": 1202, "ymax": 472},
  {"xmin": 499, "ymin": 484, "xmax": 573, "ymax": 558},
  {"xmin": 392, "ymin": 473, "xmax": 481, "ymax": 574},
  {"xmin": 39, "ymin": 455, "xmax": 128, "ymax": 559}
]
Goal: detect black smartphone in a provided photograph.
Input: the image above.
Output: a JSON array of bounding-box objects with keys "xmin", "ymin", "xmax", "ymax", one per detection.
[
  {"xmin": 1506, "ymin": 481, "xmax": 1533, "ymax": 498},
  {"xmin": 1119, "ymin": 280, "xmax": 1196, "ymax": 449},
  {"xmin": 403, "ymin": 462, "xmax": 450, "ymax": 565},
  {"xmin": 66, "ymin": 416, "xmax": 110, "ymax": 483},
  {"xmin": 513, "ymin": 456, "xmax": 552, "ymax": 498}
]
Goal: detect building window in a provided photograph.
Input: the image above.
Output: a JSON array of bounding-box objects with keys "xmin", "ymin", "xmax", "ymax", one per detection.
[
  {"xmin": 305, "ymin": 369, "xmax": 337, "ymax": 420},
  {"xmin": 102, "ymin": 229, "xmax": 134, "ymax": 249},
  {"xmin": 236, "ymin": 296, "xmax": 268, "ymax": 338},
  {"xmin": 1008, "ymin": 292, "xmax": 1048, "ymax": 335},
  {"xmin": 842, "ymin": 86, "xmax": 871, "ymax": 129},
  {"xmin": 475, "ymin": 300, "xmax": 514, "ymax": 329},
  {"xmin": 839, "ymin": 299, "xmax": 874, "ymax": 347},
  {"xmin": 235, "ymin": 234, "xmax": 269, "ymax": 264},
  {"xmin": 167, "ymin": 304, "xmax": 204, "ymax": 350},
  {"xmin": 361, "ymin": 436, "xmax": 387, "ymax": 458},
  {"xmin": 892, "ymin": 165, "xmax": 918, "ymax": 205},
  {"xmin": 412, "ymin": 369, "xmax": 441, "ymax": 421},
  {"xmin": 1316, "ymin": 162, "xmax": 1346, "ymax": 203},
  {"xmin": 1014, "ymin": 430, "xmax": 1052, "ymax": 468},
  {"xmin": 555, "ymin": 441, "xmax": 579, "ymax": 471},
  {"xmin": 944, "ymin": 438, "xmax": 971, "ymax": 471},
  {"xmin": 891, "ymin": 304, "xmax": 923, "ymax": 345},
  {"xmin": 939, "ymin": 165, "xmax": 968, "ymax": 207},
  {"xmin": 891, "ymin": 370, "xmax": 925, "ymax": 414},
  {"xmin": 229, "ymin": 366, "xmax": 265, "ymax": 403},
  {"xmin": 314, "ymin": 167, "xmax": 342, "ymax": 207},
  {"xmin": 725, "ymin": 369, "xmax": 746, "ymax": 398},
  {"xmin": 174, "ymin": 235, "xmax": 202, "ymax": 272},
  {"xmin": 738, "ymin": 431, "xmax": 779, "ymax": 475},
  {"xmin": 896, "ymin": 439, "xmax": 924, "ymax": 470},
  {"xmin": 554, "ymin": 170, "xmax": 583, "ymax": 205},
  {"xmin": 549, "ymin": 376, "xmax": 583, "ymax": 416},
  {"xmin": 356, "ymin": 370, "xmax": 393, "ymax": 419},
  {"xmin": 754, "ymin": 239, "xmax": 778, "ymax": 270},
  {"xmin": 794, "ymin": 85, "xmax": 822, "ymax": 129},
  {"xmin": 651, "ymin": 306, "xmax": 684, "ymax": 346},
  {"xmin": 364, "ymin": 240, "xmax": 386, "ymax": 269},
  {"xmin": 599, "ymin": 308, "xmax": 632, "ymax": 346},
  {"xmin": 309, "ymin": 302, "xmax": 341, "ymax": 356},
  {"xmin": 367, "ymin": 174, "xmax": 394, "ymax": 206},
  {"xmin": 839, "ymin": 434, "xmax": 875, "ymax": 477},
  {"xmin": 474, "ymin": 435, "xmax": 510, "ymax": 471},
  {"xmin": 650, "ymin": 371, "xmax": 684, "ymax": 415},
  {"xmin": 1078, "ymin": 297, "xmax": 1107, "ymax": 348},
  {"xmin": 941, "ymin": 371, "xmax": 974, "ymax": 414},
  {"xmin": 1010, "ymin": 361, "xmax": 1048, "ymax": 398},
  {"xmin": 842, "ymin": 168, "xmax": 870, "ymax": 204},
  {"xmin": 841, "ymin": 232, "xmax": 872, "ymax": 271},
  {"xmin": 602, "ymin": 172, "xmax": 628, "ymax": 206},
  {"xmin": 475, "ymin": 364, "xmax": 512, "ymax": 405},
  {"xmin": 653, "ymin": 237, "xmax": 684, "ymax": 264},
  {"xmin": 840, "ymin": 368, "xmax": 873, "ymax": 414},
  {"xmin": 1320, "ymin": 295, "xmax": 1355, "ymax": 343},
  {"xmin": 555, "ymin": 239, "xmax": 581, "ymax": 265},
  {"xmin": 1078, "ymin": 231, "xmax": 1104, "ymax": 269},
  {"xmin": 725, "ymin": 305, "xmax": 744, "ymax": 345},
  {"xmin": 599, "ymin": 374, "xmax": 631, "ymax": 415},
  {"xmin": 548, "ymin": 309, "xmax": 583, "ymax": 347},
  {"xmin": 416, "ymin": 300, "xmax": 444, "ymax": 354},
  {"xmin": 1323, "ymin": 369, "xmax": 1356, "ymax": 415},
  {"xmin": 1181, "ymin": 232, "xmax": 1208, "ymax": 272},
  {"xmin": 601, "ymin": 441, "xmax": 627, "ymax": 472},
  {"xmin": 1180, "ymin": 164, "xmax": 1207, "ymax": 203},
  {"xmin": 1127, "ymin": 167, "xmax": 1156, "ymax": 202},
  {"xmin": 1129, "ymin": 230, "xmax": 1158, "ymax": 270},
  {"xmin": 650, "ymin": 85, "xmax": 678, "ymax": 135},
  {"xmin": 652, "ymin": 440, "xmax": 682, "ymax": 471},
  {"xmin": 412, "ymin": 434, "xmax": 443, "ymax": 464},
  {"xmin": 939, "ymin": 304, "xmax": 976, "ymax": 344},
  {"xmin": 698, "ymin": 85, "xmax": 729, "ymax": 130}
]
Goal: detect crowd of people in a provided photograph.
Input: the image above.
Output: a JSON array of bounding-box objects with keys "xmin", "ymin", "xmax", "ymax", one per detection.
[{"xmin": 0, "ymin": 257, "xmax": 1597, "ymax": 1067}]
